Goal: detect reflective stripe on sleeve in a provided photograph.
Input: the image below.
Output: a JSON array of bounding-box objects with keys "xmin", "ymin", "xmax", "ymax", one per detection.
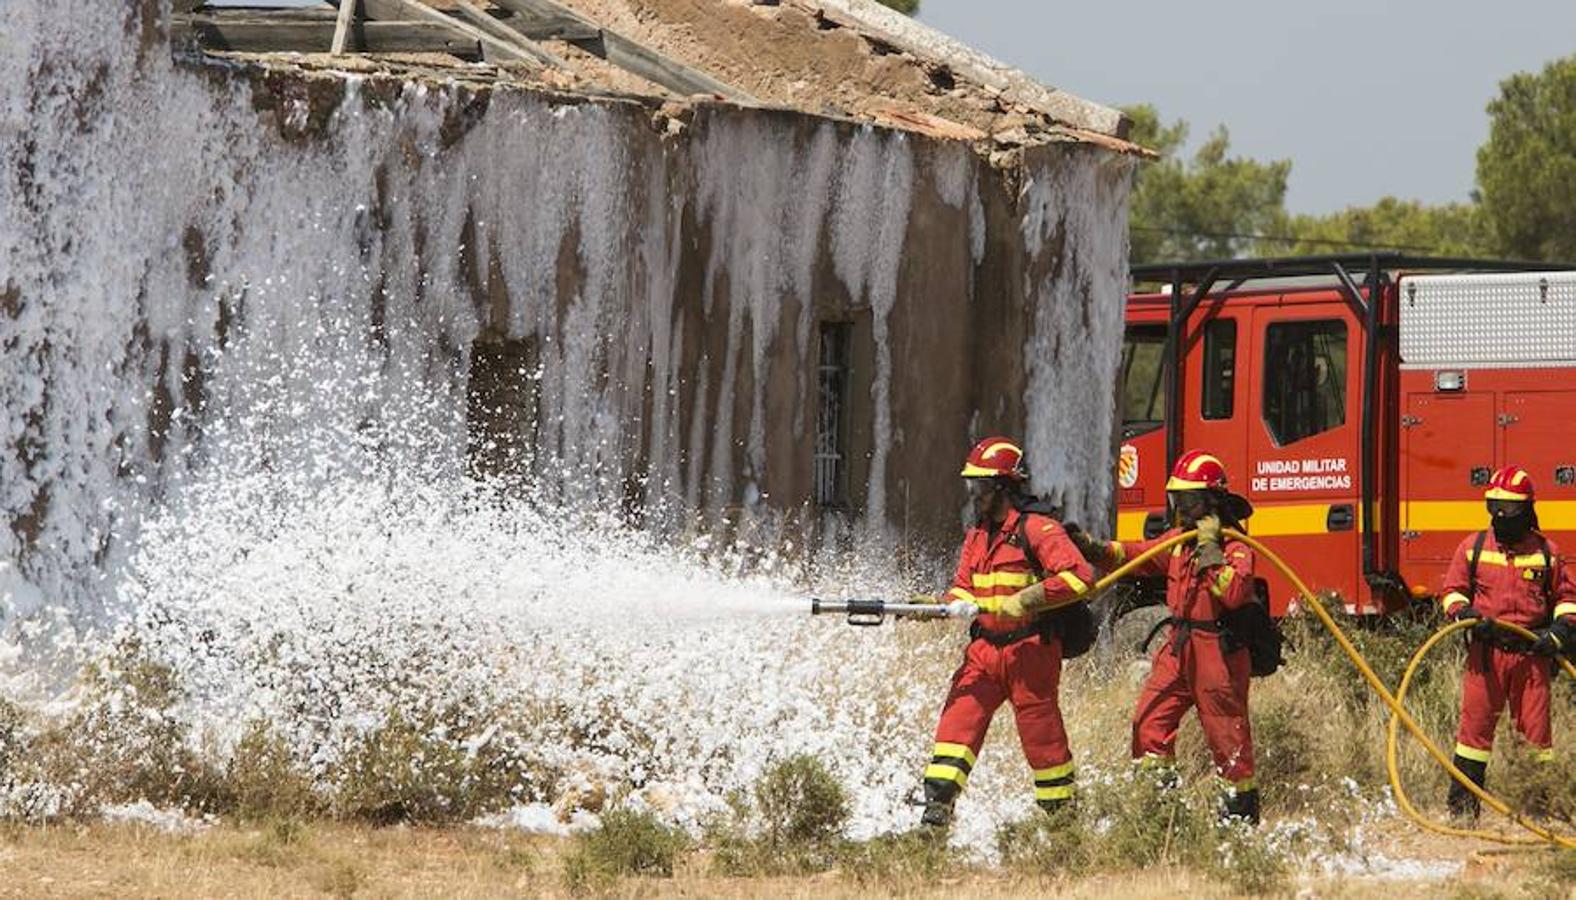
[
  {"xmin": 1057, "ymin": 571, "xmax": 1089, "ymax": 594},
  {"xmin": 1554, "ymin": 602, "xmax": 1576, "ymax": 620},
  {"xmin": 1440, "ymin": 592, "xmax": 1470, "ymax": 613},
  {"xmin": 1107, "ymin": 541, "xmax": 1126, "ymax": 563},
  {"xmin": 1208, "ymin": 567, "xmax": 1235, "ymax": 599}
]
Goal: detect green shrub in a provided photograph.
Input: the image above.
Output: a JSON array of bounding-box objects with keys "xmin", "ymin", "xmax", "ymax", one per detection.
[
  {"xmin": 754, "ymin": 754, "xmax": 849, "ymax": 847},
  {"xmin": 227, "ymin": 721, "xmax": 318, "ymax": 821},
  {"xmin": 332, "ymin": 710, "xmax": 528, "ymax": 825},
  {"xmin": 562, "ymin": 808, "xmax": 689, "ymax": 893}
]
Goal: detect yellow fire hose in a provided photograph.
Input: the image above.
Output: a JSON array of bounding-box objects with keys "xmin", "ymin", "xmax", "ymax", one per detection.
[
  {"xmin": 1385, "ymin": 617, "xmax": 1576, "ymax": 847},
  {"xmin": 1082, "ymin": 527, "xmax": 1574, "ymax": 850}
]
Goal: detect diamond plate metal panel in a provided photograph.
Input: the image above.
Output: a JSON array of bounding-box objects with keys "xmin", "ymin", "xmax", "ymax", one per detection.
[{"xmin": 1399, "ymin": 272, "xmax": 1576, "ymax": 368}]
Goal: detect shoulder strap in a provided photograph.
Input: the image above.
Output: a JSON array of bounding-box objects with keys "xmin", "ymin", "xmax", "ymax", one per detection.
[
  {"xmin": 1538, "ymin": 534, "xmax": 1554, "ymax": 598},
  {"xmin": 1468, "ymin": 530, "xmax": 1487, "ymax": 600},
  {"xmin": 1016, "ymin": 515, "xmax": 1045, "ymax": 581}
]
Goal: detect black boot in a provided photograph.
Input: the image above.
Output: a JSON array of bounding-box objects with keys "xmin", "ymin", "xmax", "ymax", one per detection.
[
  {"xmin": 1036, "ymin": 797, "xmax": 1076, "ymax": 826},
  {"xmin": 1446, "ymin": 753, "xmax": 1487, "ymax": 821},
  {"xmin": 1221, "ymin": 787, "xmax": 1261, "ymax": 826},
  {"xmin": 920, "ymin": 781, "xmax": 957, "ymax": 829}
]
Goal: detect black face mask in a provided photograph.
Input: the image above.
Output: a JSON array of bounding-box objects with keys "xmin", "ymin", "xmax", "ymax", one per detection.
[
  {"xmin": 1488, "ymin": 499, "xmax": 1534, "ymax": 545},
  {"xmin": 1491, "ymin": 509, "xmax": 1533, "ymax": 545}
]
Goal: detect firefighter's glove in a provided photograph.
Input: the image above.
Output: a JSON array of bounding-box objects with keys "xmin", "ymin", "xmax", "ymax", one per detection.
[
  {"xmin": 945, "ymin": 599, "xmax": 980, "ymax": 621},
  {"xmin": 1065, "ymin": 523, "xmax": 1108, "ymax": 566},
  {"xmin": 1000, "ymin": 581, "xmax": 1047, "ymax": 619},
  {"xmin": 1532, "ymin": 628, "xmax": 1564, "ymax": 658},
  {"xmin": 1193, "ymin": 515, "xmax": 1226, "ymax": 568},
  {"xmin": 1448, "ymin": 604, "xmax": 1482, "ymax": 624}
]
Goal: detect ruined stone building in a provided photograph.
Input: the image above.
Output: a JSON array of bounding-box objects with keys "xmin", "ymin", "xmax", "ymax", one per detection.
[{"xmin": 2, "ymin": 0, "xmax": 1143, "ymax": 613}]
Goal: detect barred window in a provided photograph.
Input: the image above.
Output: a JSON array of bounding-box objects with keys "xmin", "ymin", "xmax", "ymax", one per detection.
[{"xmin": 814, "ymin": 322, "xmax": 852, "ymax": 508}]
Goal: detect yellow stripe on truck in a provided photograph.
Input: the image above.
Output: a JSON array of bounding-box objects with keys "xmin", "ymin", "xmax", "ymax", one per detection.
[
  {"xmin": 1405, "ymin": 500, "xmax": 1576, "ymax": 533},
  {"xmin": 1244, "ymin": 503, "xmax": 1332, "ymax": 537}
]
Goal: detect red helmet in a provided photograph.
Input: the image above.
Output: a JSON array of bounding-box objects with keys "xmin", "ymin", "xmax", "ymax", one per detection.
[
  {"xmin": 961, "ymin": 437, "xmax": 1027, "ymax": 480},
  {"xmin": 1166, "ymin": 450, "xmax": 1229, "ymax": 492},
  {"xmin": 1484, "ymin": 466, "xmax": 1534, "ymax": 502}
]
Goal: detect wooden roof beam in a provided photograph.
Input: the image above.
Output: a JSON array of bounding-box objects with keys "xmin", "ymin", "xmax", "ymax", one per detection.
[
  {"xmin": 362, "ymin": 0, "xmax": 558, "ymax": 69},
  {"xmin": 490, "ymin": 0, "xmax": 753, "ymax": 101},
  {"xmin": 172, "ymin": 14, "xmax": 484, "ymax": 57}
]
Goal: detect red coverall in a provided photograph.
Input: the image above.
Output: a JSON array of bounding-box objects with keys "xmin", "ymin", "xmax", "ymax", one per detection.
[
  {"xmin": 1109, "ymin": 529, "xmax": 1257, "ymax": 791},
  {"xmin": 925, "ymin": 510, "xmax": 1094, "ymax": 806},
  {"xmin": 1440, "ymin": 531, "xmax": 1576, "ymax": 764}
]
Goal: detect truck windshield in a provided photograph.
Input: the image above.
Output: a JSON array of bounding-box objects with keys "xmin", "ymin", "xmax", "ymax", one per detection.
[{"xmin": 1121, "ymin": 325, "xmax": 1167, "ymax": 436}]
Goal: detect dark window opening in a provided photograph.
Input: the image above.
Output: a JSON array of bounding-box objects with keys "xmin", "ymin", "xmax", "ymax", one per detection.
[
  {"xmin": 815, "ymin": 322, "xmax": 852, "ymax": 508},
  {"xmin": 466, "ymin": 337, "xmax": 540, "ymax": 484},
  {"xmin": 1201, "ymin": 319, "xmax": 1236, "ymax": 420},
  {"xmin": 1262, "ymin": 319, "xmax": 1347, "ymax": 446},
  {"xmin": 1121, "ymin": 324, "xmax": 1167, "ymax": 437}
]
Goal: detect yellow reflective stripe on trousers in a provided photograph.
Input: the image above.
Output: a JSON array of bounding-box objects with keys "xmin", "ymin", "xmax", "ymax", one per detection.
[
  {"xmin": 1032, "ymin": 761, "xmax": 1075, "ymax": 782},
  {"xmin": 1224, "ymin": 776, "xmax": 1254, "ymax": 793},
  {"xmin": 1056, "ymin": 571, "xmax": 1089, "ymax": 594},
  {"xmin": 971, "ymin": 571, "xmax": 1037, "ymax": 590},
  {"xmin": 1532, "ymin": 747, "xmax": 1555, "ymax": 763},
  {"xmin": 1454, "ymin": 742, "xmax": 1491, "ymax": 763},
  {"xmin": 1136, "ymin": 753, "xmax": 1175, "ymax": 768},
  {"xmin": 923, "ymin": 763, "xmax": 968, "ymax": 786},
  {"xmin": 932, "ymin": 742, "xmax": 977, "ymax": 767},
  {"xmin": 1034, "ymin": 783, "xmax": 1074, "ymax": 801}
]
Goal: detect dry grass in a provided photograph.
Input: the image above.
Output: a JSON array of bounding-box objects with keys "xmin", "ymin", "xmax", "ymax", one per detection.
[{"xmin": 0, "ymin": 820, "xmax": 1561, "ymax": 899}]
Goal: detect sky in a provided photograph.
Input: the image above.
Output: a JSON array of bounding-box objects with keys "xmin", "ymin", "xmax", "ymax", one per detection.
[
  {"xmin": 915, "ymin": 0, "xmax": 1576, "ymax": 214},
  {"xmin": 205, "ymin": 1, "xmax": 1573, "ymax": 214}
]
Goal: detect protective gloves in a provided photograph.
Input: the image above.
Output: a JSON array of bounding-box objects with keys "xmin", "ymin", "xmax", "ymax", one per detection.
[
  {"xmin": 1448, "ymin": 604, "xmax": 1482, "ymax": 623},
  {"xmin": 999, "ymin": 581, "xmax": 1046, "ymax": 619},
  {"xmin": 1193, "ymin": 514, "xmax": 1226, "ymax": 568},
  {"xmin": 1532, "ymin": 629, "xmax": 1563, "ymax": 657},
  {"xmin": 946, "ymin": 599, "xmax": 980, "ymax": 620},
  {"xmin": 1064, "ymin": 523, "xmax": 1110, "ymax": 567}
]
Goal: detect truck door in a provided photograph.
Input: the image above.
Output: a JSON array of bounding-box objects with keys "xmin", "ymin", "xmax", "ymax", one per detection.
[
  {"xmin": 1401, "ymin": 392, "xmax": 1497, "ymax": 564},
  {"xmin": 1246, "ymin": 307, "xmax": 1365, "ymax": 612},
  {"xmin": 1184, "ymin": 309, "xmax": 1249, "ymax": 513},
  {"xmin": 1502, "ymin": 391, "xmax": 1576, "ymax": 555}
]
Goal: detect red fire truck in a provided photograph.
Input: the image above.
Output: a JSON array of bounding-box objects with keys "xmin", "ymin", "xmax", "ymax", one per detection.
[{"xmin": 1117, "ymin": 254, "xmax": 1576, "ymax": 616}]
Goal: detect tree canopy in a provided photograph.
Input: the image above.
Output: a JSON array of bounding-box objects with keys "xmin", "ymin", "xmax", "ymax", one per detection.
[
  {"xmin": 1126, "ymin": 52, "xmax": 1576, "ymax": 264},
  {"xmin": 1123, "ymin": 104, "xmax": 1290, "ymax": 264},
  {"xmin": 1476, "ymin": 54, "xmax": 1576, "ymax": 262}
]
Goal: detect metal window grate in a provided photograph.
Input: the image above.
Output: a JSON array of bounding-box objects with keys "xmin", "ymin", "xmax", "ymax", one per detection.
[{"xmin": 815, "ymin": 322, "xmax": 852, "ymax": 508}]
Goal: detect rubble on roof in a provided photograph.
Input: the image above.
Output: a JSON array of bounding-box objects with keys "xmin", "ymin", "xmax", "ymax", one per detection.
[{"xmin": 171, "ymin": 0, "xmax": 1151, "ymax": 156}]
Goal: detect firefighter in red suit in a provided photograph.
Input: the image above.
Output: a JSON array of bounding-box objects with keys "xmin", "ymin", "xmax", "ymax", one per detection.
[
  {"xmin": 1437, "ymin": 465, "xmax": 1576, "ymax": 819},
  {"xmin": 917, "ymin": 437, "xmax": 1095, "ymax": 828},
  {"xmin": 1075, "ymin": 450, "xmax": 1262, "ymax": 823}
]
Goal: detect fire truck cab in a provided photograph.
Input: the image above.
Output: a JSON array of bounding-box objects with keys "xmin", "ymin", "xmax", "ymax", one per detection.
[{"xmin": 1118, "ymin": 254, "xmax": 1576, "ymax": 616}]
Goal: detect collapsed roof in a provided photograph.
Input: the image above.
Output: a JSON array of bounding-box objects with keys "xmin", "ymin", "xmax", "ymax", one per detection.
[{"xmin": 173, "ymin": 0, "xmax": 1148, "ymax": 154}]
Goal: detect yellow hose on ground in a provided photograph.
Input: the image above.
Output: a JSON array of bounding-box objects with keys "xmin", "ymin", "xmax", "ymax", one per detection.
[
  {"xmin": 1384, "ymin": 617, "xmax": 1576, "ymax": 846},
  {"xmin": 1079, "ymin": 527, "xmax": 1573, "ymax": 849}
]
